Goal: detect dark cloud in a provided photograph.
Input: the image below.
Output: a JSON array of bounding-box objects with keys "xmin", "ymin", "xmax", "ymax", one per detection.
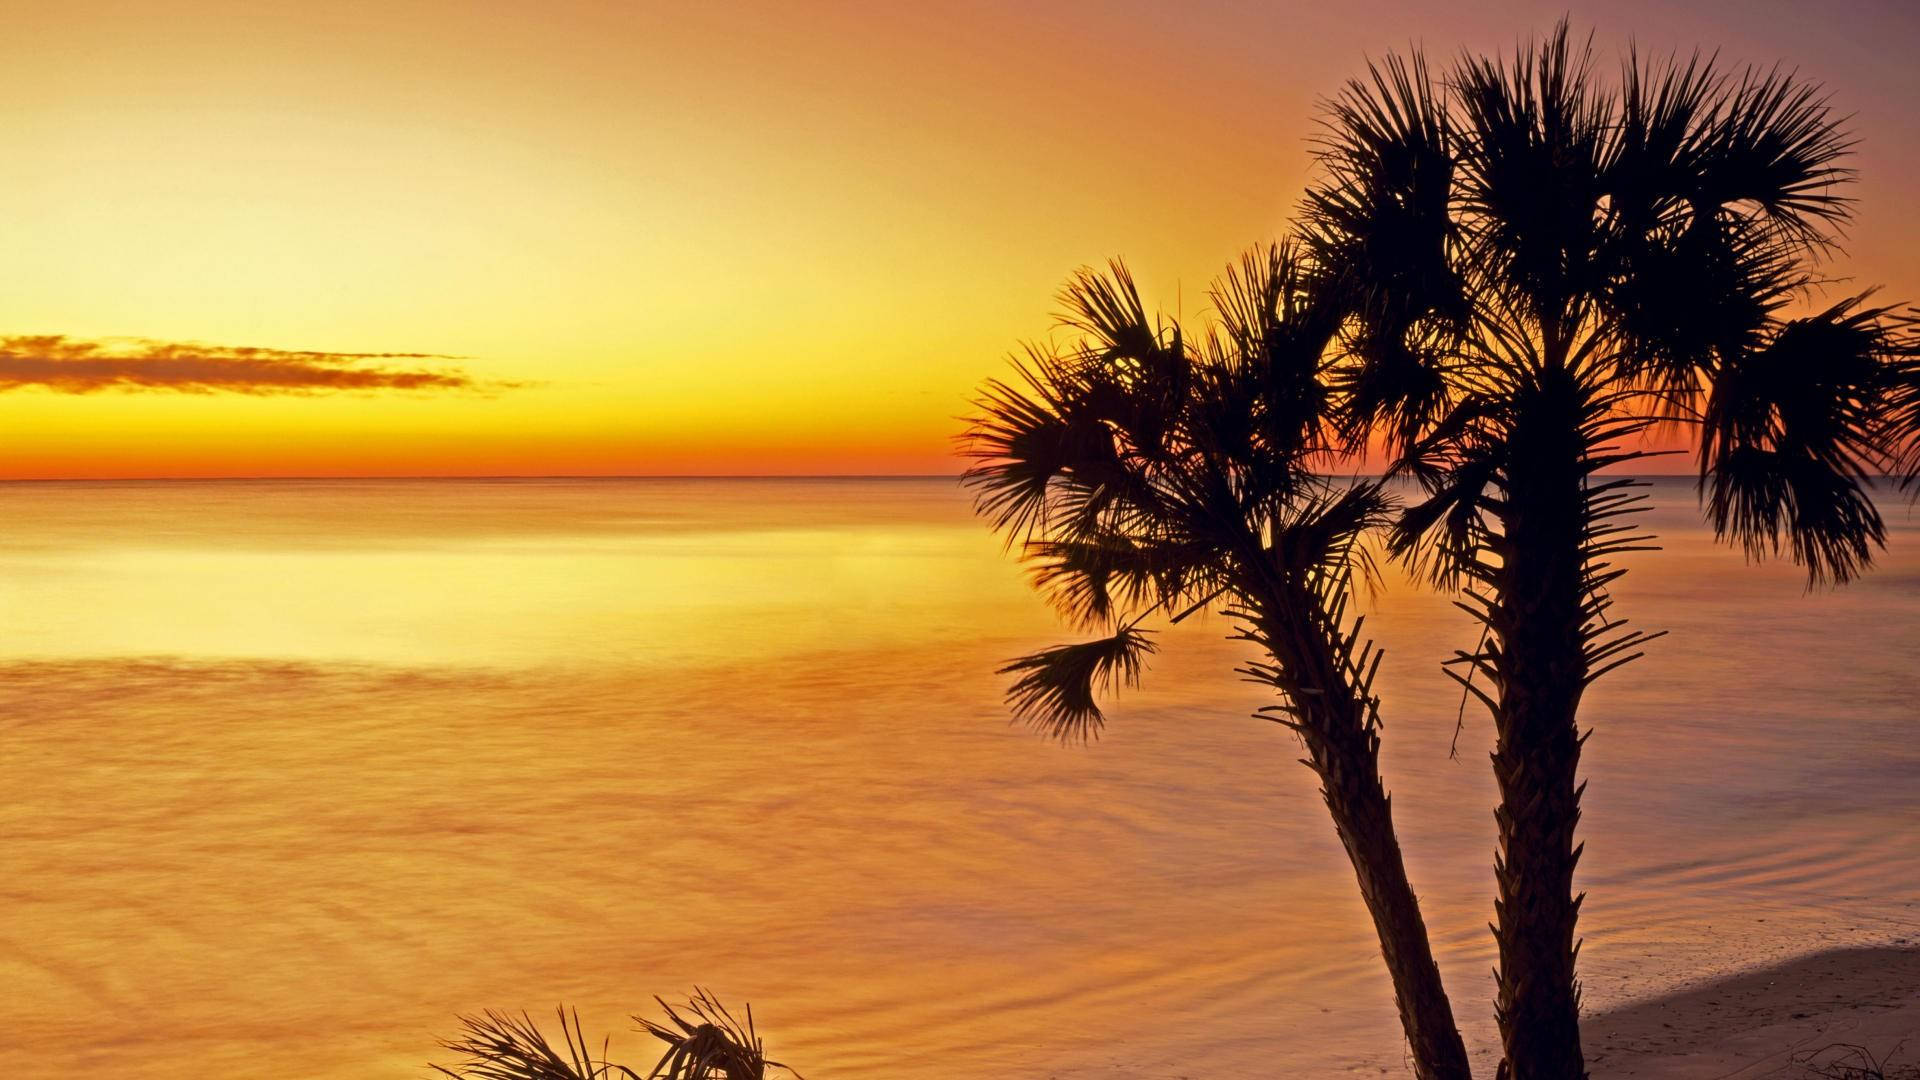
[{"xmin": 0, "ymin": 336, "xmax": 496, "ymax": 394}]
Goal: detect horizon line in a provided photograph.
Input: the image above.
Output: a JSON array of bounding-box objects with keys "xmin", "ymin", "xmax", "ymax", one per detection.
[
  {"xmin": 0, "ymin": 472, "xmax": 969, "ymax": 483},
  {"xmin": 0, "ymin": 470, "xmax": 1734, "ymax": 483}
]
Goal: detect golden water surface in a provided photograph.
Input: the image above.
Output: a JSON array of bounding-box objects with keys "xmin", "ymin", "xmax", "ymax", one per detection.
[{"xmin": 3, "ymin": 478, "xmax": 1915, "ymax": 1078}]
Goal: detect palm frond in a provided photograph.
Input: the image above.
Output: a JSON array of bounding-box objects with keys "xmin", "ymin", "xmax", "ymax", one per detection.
[
  {"xmin": 1700, "ymin": 295, "xmax": 1910, "ymax": 583},
  {"xmin": 1598, "ymin": 48, "xmax": 1852, "ymax": 396},
  {"xmin": 1303, "ymin": 47, "xmax": 1465, "ymax": 452},
  {"xmin": 1304, "ymin": 50, "xmax": 1457, "ymax": 305},
  {"xmin": 1452, "ymin": 20, "xmax": 1615, "ymax": 332},
  {"xmin": 1705, "ymin": 444, "xmax": 1881, "ymax": 586},
  {"xmin": 1390, "ymin": 445, "xmax": 1501, "ymax": 589},
  {"xmin": 1696, "ymin": 64, "xmax": 1855, "ymax": 247},
  {"xmin": 960, "ymin": 350, "xmax": 1119, "ymax": 541},
  {"xmin": 999, "ymin": 624, "xmax": 1158, "ymax": 743},
  {"xmin": 1057, "ymin": 260, "xmax": 1160, "ymax": 365},
  {"xmin": 1212, "ymin": 242, "xmax": 1293, "ymax": 361},
  {"xmin": 1208, "ymin": 241, "xmax": 1344, "ymax": 458},
  {"xmin": 1889, "ymin": 312, "xmax": 1920, "ymax": 490},
  {"xmin": 1026, "ymin": 533, "xmax": 1218, "ymax": 628},
  {"xmin": 433, "ymin": 994, "xmax": 794, "ymax": 1080},
  {"xmin": 432, "ymin": 1008, "xmax": 640, "ymax": 1080},
  {"xmin": 1274, "ymin": 481, "xmax": 1396, "ymax": 580},
  {"xmin": 637, "ymin": 989, "xmax": 795, "ymax": 1080}
]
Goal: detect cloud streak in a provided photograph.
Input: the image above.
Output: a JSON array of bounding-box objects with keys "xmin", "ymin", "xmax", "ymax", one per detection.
[{"xmin": 0, "ymin": 336, "xmax": 493, "ymax": 394}]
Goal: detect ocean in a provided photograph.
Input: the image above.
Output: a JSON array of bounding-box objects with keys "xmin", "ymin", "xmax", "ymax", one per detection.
[{"xmin": 2, "ymin": 477, "xmax": 1914, "ymax": 1078}]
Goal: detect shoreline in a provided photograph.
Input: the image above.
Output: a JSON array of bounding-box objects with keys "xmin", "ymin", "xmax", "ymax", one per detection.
[{"xmin": 1584, "ymin": 945, "xmax": 1919, "ymax": 1078}]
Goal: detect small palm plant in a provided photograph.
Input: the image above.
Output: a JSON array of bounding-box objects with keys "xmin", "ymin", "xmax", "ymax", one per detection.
[
  {"xmin": 964, "ymin": 245, "xmax": 1471, "ymax": 1079},
  {"xmin": 1302, "ymin": 23, "xmax": 1918, "ymax": 1078},
  {"xmin": 432, "ymin": 990, "xmax": 795, "ymax": 1080}
]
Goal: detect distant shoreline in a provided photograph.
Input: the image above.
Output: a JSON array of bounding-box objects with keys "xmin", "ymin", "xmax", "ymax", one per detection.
[
  {"xmin": 0, "ymin": 473, "xmax": 971, "ymax": 483},
  {"xmin": 0, "ymin": 473, "xmax": 1854, "ymax": 484}
]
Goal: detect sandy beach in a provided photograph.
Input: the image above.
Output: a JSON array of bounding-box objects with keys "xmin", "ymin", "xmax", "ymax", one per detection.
[{"xmin": 1588, "ymin": 946, "xmax": 1920, "ymax": 1078}]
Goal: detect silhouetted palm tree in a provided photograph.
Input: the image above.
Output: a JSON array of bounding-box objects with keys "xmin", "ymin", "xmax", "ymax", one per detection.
[
  {"xmin": 963, "ymin": 246, "xmax": 1472, "ymax": 1079},
  {"xmin": 1303, "ymin": 24, "xmax": 1917, "ymax": 1079}
]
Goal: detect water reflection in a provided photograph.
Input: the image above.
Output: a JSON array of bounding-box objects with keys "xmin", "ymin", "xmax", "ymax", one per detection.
[{"xmin": 0, "ymin": 478, "xmax": 1913, "ymax": 1078}]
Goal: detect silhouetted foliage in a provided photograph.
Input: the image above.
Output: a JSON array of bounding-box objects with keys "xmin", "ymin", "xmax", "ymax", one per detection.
[
  {"xmin": 964, "ymin": 244, "xmax": 1474, "ymax": 1079},
  {"xmin": 433, "ymin": 991, "xmax": 794, "ymax": 1080},
  {"xmin": 969, "ymin": 19, "xmax": 1914, "ymax": 1080},
  {"xmin": 963, "ymin": 243, "xmax": 1364, "ymax": 738},
  {"xmin": 1792, "ymin": 1042, "xmax": 1919, "ymax": 1080},
  {"xmin": 1304, "ymin": 20, "xmax": 1916, "ymax": 1079}
]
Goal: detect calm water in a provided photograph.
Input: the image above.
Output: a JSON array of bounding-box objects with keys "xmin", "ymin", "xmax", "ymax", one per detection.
[{"xmin": 2, "ymin": 478, "xmax": 1915, "ymax": 1079}]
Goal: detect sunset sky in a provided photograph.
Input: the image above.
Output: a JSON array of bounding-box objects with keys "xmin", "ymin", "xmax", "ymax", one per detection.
[{"xmin": 5, "ymin": 0, "xmax": 1917, "ymax": 478}]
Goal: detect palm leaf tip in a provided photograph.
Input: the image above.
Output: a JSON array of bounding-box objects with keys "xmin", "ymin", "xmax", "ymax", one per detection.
[
  {"xmin": 431, "ymin": 992, "xmax": 793, "ymax": 1080},
  {"xmin": 637, "ymin": 988, "xmax": 794, "ymax": 1080},
  {"xmin": 431, "ymin": 1007, "xmax": 635, "ymax": 1080},
  {"xmin": 998, "ymin": 625, "xmax": 1157, "ymax": 743}
]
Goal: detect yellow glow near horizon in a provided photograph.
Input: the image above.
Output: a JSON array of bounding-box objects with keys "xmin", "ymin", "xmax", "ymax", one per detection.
[{"xmin": 4, "ymin": 1, "xmax": 1917, "ymax": 477}]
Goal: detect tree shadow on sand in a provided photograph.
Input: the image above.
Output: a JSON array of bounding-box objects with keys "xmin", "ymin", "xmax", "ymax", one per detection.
[{"xmin": 1582, "ymin": 946, "xmax": 1919, "ymax": 1078}]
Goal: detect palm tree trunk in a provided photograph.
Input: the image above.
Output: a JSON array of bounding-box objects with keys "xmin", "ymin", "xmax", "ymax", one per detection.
[
  {"xmin": 1309, "ymin": 715, "xmax": 1474, "ymax": 1080},
  {"xmin": 1486, "ymin": 376, "xmax": 1591, "ymax": 1080},
  {"xmin": 1263, "ymin": 608, "xmax": 1473, "ymax": 1080}
]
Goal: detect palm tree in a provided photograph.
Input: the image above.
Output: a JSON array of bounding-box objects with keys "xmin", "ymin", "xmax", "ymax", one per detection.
[
  {"xmin": 963, "ymin": 245, "xmax": 1472, "ymax": 1079},
  {"xmin": 1302, "ymin": 24, "xmax": 1917, "ymax": 1079}
]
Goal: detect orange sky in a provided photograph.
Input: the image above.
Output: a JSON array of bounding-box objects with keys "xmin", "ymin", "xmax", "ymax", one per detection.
[{"xmin": 4, "ymin": 1, "xmax": 1917, "ymax": 478}]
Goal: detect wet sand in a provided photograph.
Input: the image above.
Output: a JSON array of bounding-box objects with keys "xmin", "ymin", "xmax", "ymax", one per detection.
[{"xmin": 1587, "ymin": 946, "xmax": 1920, "ymax": 1078}]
